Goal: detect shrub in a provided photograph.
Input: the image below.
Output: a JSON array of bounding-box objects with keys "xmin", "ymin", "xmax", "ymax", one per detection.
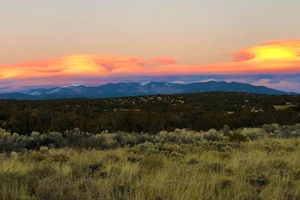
[
  {"xmin": 203, "ymin": 129, "xmax": 224, "ymax": 141},
  {"xmin": 242, "ymin": 128, "xmax": 264, "ymax": 140},
  {"xmin": 187, "ymin": 158, "xmax": 198, "ymax": 165},
  {"xmin": 222, "ymin": 125, "xmax": 231, "ymax": 136},
  {"xmin": 262, "ymin": 123, "xmax": 279, "ymax": 134},
  {"xmin": 43, "ymin": 132, "xmax": 64, "ymax": 147},
  {"xmin": 218, "ymin": 178, "xmax": 234, "ymax": 190},
  {"xmin": 105, "ymin": 154, "xmax": 121, "ymax": 163},
  {"xmin": 51, "ymin": 153, "xmax": 70, "ymax": 163},
  {"xmin": 28, "ymin": 165, "xmax": 57, "ymax": 180},
  {"xmin": 140, "ymin": 154, "xmax": 164, "ymax": 173},
  {"xmin": 229, "ymin": 130, "xmax": 249, "ymax": 143},
  {"xmin": 207, "ymin": 162, "xmax": 222, "ymax": 173},
  {"xmin": 88, "ymin": 162, "xmax": 103, "ymax": 174},
  {"xmin": 247, "ymin": 173, "xmax": 269, "ymax": 187},
  {"xmin": 275, "ymin": 126, "xmax": 295, "ymax": 138}
]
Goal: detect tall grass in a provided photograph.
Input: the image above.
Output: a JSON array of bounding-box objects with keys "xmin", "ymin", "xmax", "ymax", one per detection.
[{"xmin": 0, "ymin": 133, "xmax": 299, "ymax": 200}]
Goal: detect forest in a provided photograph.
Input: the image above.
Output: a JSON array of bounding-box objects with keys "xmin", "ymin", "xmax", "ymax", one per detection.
[{"xmin": 0, "ymin": 92, "xmax": 299, "ymax": 135}]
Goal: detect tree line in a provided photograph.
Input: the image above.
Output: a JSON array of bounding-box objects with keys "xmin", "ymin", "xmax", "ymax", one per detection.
[{"xmin": 0, "ymin": 92, "xmax": 299, "ymax": 135}]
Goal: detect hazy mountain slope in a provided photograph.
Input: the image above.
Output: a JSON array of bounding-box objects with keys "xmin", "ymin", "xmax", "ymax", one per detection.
[{"xmin": 0, "ymin": 81, "xmax": 289, "ymax": 100}]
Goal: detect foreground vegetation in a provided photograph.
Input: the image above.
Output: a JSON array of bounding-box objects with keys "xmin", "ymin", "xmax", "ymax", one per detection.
[
  {"xmin": 1, "ymin": 125, "xmax": 300, "ymax": 200},
  {"xmin": 1, "ymin": 93, "xmax": 299, "ymax": 199}
]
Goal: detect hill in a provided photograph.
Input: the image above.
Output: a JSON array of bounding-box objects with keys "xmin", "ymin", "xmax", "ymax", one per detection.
[{"xmin": 0, "ymin": 81, "xmax": 289, "ymax": 100}]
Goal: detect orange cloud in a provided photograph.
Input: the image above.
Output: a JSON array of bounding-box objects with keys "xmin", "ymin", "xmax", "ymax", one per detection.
[
  {"xmin": 0, "ymin": 55, "xmax": 153, "ymax": 79},
  {"xmin": 149, "ymin": 38, "xmax": 300, "ymax": 75},
  {"xmin": 0, "ymin": 39, "xmax": 299, "ymax": 87},
  {"xmin": 152, "ymin": 57, "xmax": 177, "ymax": 65},
  {"xmin": 228, "ymin": 39, "xmax": 300, "ymax": 72}
]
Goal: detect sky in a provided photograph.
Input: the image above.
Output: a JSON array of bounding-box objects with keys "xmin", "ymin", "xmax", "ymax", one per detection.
[{"xmin": 1, "ymin": 0, "xmax": 300, "ymax": 92}]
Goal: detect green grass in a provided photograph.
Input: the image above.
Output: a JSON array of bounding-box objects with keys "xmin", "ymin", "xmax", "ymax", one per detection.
[{"xmin": 0, "ymin": 134, "xmax": 299, "ymax": 200}]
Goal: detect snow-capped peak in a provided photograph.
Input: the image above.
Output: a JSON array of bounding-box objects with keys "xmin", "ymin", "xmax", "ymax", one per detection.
[
  {"xmin": 47, "ymin": 88, "xmax": 61, "ymax": 94},
  {"xmin": 28, "ymin": 91, "xmax": 42, "ymax": 96},
  {"xmin": 139, "ymin": 81, "xmax": 151, "ymax": 86},
  {"xmin": 63, "ymin": 82, "xmax": 83, "ymax": 88}
]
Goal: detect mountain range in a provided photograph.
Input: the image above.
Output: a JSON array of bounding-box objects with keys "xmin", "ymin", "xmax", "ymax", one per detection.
[{"xmin": 0, "ymin": 81, "xmax": 295, "ymax": 100}]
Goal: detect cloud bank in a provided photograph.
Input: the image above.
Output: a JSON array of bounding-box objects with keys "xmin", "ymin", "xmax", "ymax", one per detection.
[{"xmin": 1, "ymin": 39, "xmax": 300, "ymax": 92}]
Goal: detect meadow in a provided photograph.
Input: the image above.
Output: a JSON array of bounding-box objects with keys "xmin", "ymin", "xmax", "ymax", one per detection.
[{"xmin": 0, "ymin": 124, "xmax": 299, "ymax": 200}]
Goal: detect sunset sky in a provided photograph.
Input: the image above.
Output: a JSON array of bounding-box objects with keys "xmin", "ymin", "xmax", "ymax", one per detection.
[{"xmin": 1, "ymin": 0, "xmax": 300, "ymax": 92}]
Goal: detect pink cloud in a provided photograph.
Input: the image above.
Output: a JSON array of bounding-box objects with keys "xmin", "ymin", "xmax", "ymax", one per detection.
[
  {"xmin": 152, "ymin": 57, "xmax": 177, "ymax": 65},
  {"xmin": 1, "ymin": 39, "xmax": 300, "ymax": 90}
]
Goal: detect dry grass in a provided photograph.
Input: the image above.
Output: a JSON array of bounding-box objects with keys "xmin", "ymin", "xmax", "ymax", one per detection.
[{"xmin": 0, "ymin": 137, "xmax": 299, "ymax": 200}]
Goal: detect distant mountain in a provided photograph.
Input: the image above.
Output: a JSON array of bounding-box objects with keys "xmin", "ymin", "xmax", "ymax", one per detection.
[{"xmin": 0, "ymin": 81, "xmax": 293, "ymax": 100}]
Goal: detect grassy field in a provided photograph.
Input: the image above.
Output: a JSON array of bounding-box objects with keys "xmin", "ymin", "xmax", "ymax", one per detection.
[{"xmin": 0, "ymin": 127, "xmax": 300, "ymax": 200}]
